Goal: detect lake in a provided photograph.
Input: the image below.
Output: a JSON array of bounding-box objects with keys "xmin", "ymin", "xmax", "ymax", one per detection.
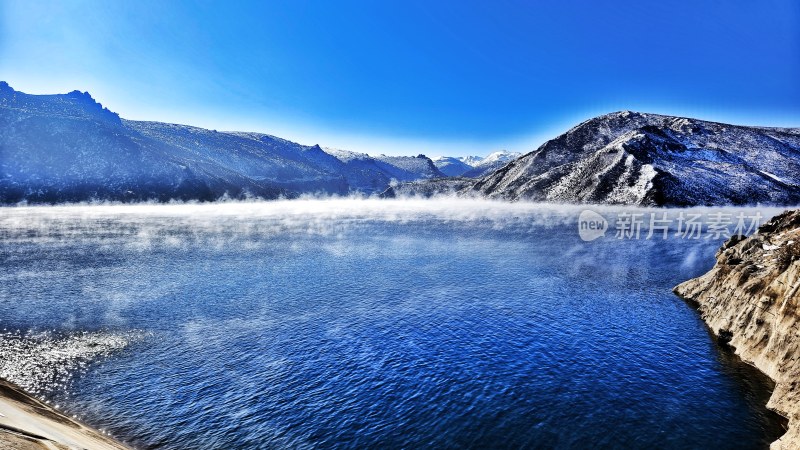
[{"xmin": 0, "ymin": 199, "xmax": 788, "ymax": 449}]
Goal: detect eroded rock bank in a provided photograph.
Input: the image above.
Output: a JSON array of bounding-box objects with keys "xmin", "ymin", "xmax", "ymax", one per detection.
[
  {"xmin": 0, "ymin": 378, "xmax": 128, "ymax": 450},
  {"xmin": 675, "ymin": 210, "xmax": 800, "ymax": 449}
]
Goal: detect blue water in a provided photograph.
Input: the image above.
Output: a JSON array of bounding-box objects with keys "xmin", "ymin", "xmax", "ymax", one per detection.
[{"xmin": 0, "ymin": 202, "xmax": 787, "ymax": 449}]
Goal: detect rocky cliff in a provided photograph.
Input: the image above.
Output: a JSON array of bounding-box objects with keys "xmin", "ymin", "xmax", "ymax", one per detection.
[
  {"xmin": 675, "ymin": 210, "xmax": 800, "ymax": 449},
  {"xmin": 0, "ymin": 378, "xmax": 128, "ymax": 449}
]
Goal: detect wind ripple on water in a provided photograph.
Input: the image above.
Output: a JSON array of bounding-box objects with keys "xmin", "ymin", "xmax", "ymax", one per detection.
[{"xmin": 0, "ymin": 329, "xmax": 147, "ymax": 397}]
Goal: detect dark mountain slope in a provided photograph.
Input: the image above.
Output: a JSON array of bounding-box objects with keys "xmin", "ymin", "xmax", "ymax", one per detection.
[
  {"xmin": 0, "ymin": 83, "xmax": 442, "ymax": 203},
  {"xmin": 472, "ymin": 111, "xmax": 800, "ymax": 205},
  {"xmin": 389, "ymin": 111, "xmax": 800, "ymax": 206}
]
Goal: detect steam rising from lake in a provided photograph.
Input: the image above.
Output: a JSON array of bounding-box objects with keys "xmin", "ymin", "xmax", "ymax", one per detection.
[
  {"xmin": 0, "ymin": 198, "xmax": 791, "ymax": 447},
  {"xmin": 0, "ymin": 198, "xmax": 789, "ymax": 249}
]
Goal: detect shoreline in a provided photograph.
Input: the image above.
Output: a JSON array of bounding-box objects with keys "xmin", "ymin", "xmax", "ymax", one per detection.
[
  {"xmin": 675, "ymin": 290, "xmax": 792, "ymax": 439},
  {"xmin": 674, "ymin": 210, "xmax": 800, "ymax": 449},
  {"xmin": 0, "ymin": 378, "xmax": 128, "ymax": 450},
  {"xmin": 674, "ymin": 290, "xmax": 795, "ymax": 448}
]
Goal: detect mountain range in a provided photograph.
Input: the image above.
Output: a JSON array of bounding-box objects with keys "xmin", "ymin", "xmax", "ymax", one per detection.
[
  {"xmin": 389, "ymin": 111, "xmax": 800, "ymax": 206},
  {"xmin": 0, "ymin": 82, "xmax": 444, "ymax": 203},
  {"xmin": 2, "ymin": 82, "xmax": 799, "ymax": 206},
  {"xmin": 431, "ymin": 151, "xmax": 520, "ymax": 178}
]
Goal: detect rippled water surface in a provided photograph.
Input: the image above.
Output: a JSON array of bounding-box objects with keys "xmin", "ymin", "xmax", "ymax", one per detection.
[{"xmin": 0, "ymin": 200, "xmax": 788, "ymax": 449}]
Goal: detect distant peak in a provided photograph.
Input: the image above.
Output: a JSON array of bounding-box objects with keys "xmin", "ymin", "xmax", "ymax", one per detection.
[
  {"xmin": 487, "ymin": 150, "xmax": 513, "ymax": 156},
  {"xmin": 66, "ymin": 90, "xmax": 95, "ymax": 101},
  {"xmin": 481, "ymin": 150, "xmax": 520, "ymax": 162},
  {"xmin": 606, "ymin": 110, "xmax": 643, "ymax": 119},
  {"xmin": 0, "ymin": 81, "xmax": 11, "ymax": 91}
]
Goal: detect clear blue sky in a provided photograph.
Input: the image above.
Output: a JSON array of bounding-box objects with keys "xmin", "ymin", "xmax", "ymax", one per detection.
[{"xmin": 1, "ymin": 0, "xmax": 798, "ymax": 156}]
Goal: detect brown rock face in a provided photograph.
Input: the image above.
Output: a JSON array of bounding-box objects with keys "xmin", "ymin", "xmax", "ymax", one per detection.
[
  {"xmin": 0, "ymin": 378, "xmax": 129, "ymax": 449},
  {"xmin": 675, "ymin": 210, "xmax": 800, "ymax": 449}
]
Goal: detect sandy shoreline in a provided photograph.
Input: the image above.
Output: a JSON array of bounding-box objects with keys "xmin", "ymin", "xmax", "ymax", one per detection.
[{"xmin": 0, "ymin": 378, "xmax": 128, "ymax": 450}]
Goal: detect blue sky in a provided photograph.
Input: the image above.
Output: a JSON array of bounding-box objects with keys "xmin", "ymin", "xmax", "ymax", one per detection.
[{"xmin": 1, "ymin": 0, "xmax": 798, "ymax": 156}]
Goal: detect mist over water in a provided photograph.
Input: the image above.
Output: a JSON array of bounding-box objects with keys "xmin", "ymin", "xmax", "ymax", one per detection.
[{"xmin": 0, "ymin": 199, "xmax": 789, "ymax": 448}]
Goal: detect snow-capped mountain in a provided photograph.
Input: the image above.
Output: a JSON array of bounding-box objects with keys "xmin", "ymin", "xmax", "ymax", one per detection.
[
  {"xmin": 461, "ymin": 151, "xmax": 521, "ymax": 178},
  {"xmin": 459, "ymin": 155, "xmax": 483, "ymax": 167},
  {"xmin": 473, "ymin": 111, "xmax": 800, "ymax": 205},
  {"xmin": 0, "ymin": 83, "xmax": 442, "ymax": 203},
  {"xmin": 6, "ymin": 82, "xmax": 796, "ymax": 207},
  {"xmin": 431, "ymin": 156, "xmax": 474, "ymax": 177},
  {"xmin": 388, "ymin": 111, "xmax": 800, "ymax": 206},
  {"xmin": 432, "ymin": 152, "xmax": 521, "ymax": 177}
]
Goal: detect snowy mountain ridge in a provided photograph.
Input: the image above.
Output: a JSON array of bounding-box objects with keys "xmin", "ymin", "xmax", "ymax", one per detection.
[
  {"xmin": 4, "ymin": 82, "xmax": 797, "ymax": 206},
  {"xmin": 431, "ymin": 156, "xmax": 474, "ymax": 177},
  {"xmin": 432, "ymin": 151, "xmax": 521, "ymax": 177},
  {"xmin": 389, "ymin": 111, "xmax": 800, "ymax": 206},
  {"xmin": 0, "ymin": 83, "xmax": 444, "ymax": 203}
]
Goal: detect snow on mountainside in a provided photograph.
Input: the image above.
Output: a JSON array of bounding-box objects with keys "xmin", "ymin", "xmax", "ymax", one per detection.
[
  {"xmin": 372, "ymin": 155, "xmax": 444, "ymax": 180},
  {"xmin": 473, "ymin": 112, "xmax": 800, "ymax": 205},
  {"xmin": 461, "ymin": 150, "xmax": 521, "ymax": 178},
  {"xmin": 432, "ymin": 152, "xmax": 521, "ymax": 177},
  {"xmin": 389, "ymin": 111, "xmax": 800, "ymax": 206},
  {"xmin": 323, "ymin": 148, "xmax": 444, "ymax": 185},
  {"xmin": 0, "ymin": 81, "xmax": 120, "ymax": 124},
  {"xmin": 459, "ymin": 155, "xmax": 483, "ymax": 167},
  {"xmin": 124, "ymin": 121, "xmax": 348, "ymax": 193},
  {"xmin": 0, "ymin": 83, "xmax": 440, "ymax": 203},
  {"xmin": 328, "ymin": 148, "xmax": 445, "ymax": 180},
  {"xmin": 432, "ymin": 156, "xmax": 474, "ymax": 177},
  {"xmin": 5, "ymin": 82, "xmax": 796, "ymax": 207}
]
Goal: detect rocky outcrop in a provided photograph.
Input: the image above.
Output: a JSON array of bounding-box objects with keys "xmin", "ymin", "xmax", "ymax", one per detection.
[
  {"xmin": 675, "ymin": 210, "xmax": 800, "ymax": 449},
  {"xmin": 0, "ymin": 378, "xmax": 128, "ymax": 449}
]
